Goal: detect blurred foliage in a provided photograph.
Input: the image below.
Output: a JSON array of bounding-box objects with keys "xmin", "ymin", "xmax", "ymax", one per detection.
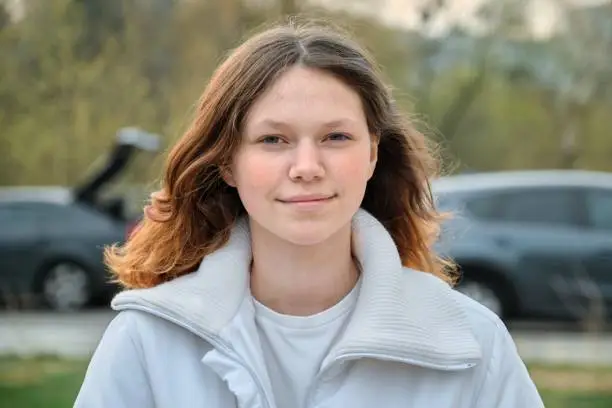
[{"xmin": 0, "ymin": 0, "xmax": 611, "ymax": 186}]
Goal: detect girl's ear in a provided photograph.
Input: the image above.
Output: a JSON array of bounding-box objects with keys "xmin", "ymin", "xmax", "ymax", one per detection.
[
  {"xmin": 368, "ymin": 137, "xmax": 379, "ymax": 180},
  {"xmin": 220, "ymin": 165, "xmax": 236, "ymax": 187}
]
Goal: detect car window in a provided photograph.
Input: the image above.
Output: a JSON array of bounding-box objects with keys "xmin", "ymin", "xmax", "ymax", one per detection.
[
  {"xmin": 0, "ymin": 201, "xmax": 113, "ymax": 235},
  {"xmin": 464, "ymin": 188, "xmax": 580, "ymax": 227},
  {"xmin": 434, "ymin": 192, "xmax": 462, "ymax": 212},
  {"xmin": 585, "ymin": 189, "xmax": 612, "ymax": 232},
  {"xmin": 0, "ymin": 203, "xmax": 42, "ymax": 237},
  {"xmin": 3, "ymin": 202, "xmax": 67, "ymax": 223},
  {"xmin": 40, "ymin": 202, "xmax": 118, "ymax": 234},
  {"xmin": 463, "ymin": 193, "xmax": 502, "ymax": 220}
]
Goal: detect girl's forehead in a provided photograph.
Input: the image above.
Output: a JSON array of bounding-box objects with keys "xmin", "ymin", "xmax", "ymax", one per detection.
[{"xmin": 243, "ymin": 67, "xmax": 366, "ymax": 128}]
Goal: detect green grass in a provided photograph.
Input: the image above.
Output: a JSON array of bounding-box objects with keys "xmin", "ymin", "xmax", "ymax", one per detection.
[
  {"xmin": 0, "ymin": 356, "xmax": 611, "ymax": 407},
  {"xmin": 528, "ymin": 363, "xmax": 612, "ymax": 407},
  {"xmin": 0, "ymin": 355, "xmax": 88, "ymax": 408},
  {"xmin": 539, "ymin": 391, "xmax": 612, "ymax": 408}
]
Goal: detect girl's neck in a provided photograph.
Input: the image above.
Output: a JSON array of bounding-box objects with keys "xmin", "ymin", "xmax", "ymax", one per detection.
[{"xmin": 249, "ymin": 220, "xmax": 359, "ymax": 316}]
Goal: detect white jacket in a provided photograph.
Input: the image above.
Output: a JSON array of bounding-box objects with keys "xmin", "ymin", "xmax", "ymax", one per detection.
[{"xmin": 75, "ymin": 210, "xmax": 544, "ymax": 408}]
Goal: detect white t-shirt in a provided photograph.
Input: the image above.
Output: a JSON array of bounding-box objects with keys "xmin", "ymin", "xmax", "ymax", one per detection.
[{"xmin": 253, "ymin": 280, "xmax": 361, "ymax": 408}]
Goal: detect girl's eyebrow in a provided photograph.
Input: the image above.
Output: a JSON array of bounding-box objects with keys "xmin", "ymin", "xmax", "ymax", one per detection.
[{"xmin": 251, "ymin": 118, "xmax": 358, "ymax": 131}]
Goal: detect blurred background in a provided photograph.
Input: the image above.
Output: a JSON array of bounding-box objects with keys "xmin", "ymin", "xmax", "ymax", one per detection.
[{"xmin": 0, "ymin": 0, "xmax": 611, "ymax": 406}]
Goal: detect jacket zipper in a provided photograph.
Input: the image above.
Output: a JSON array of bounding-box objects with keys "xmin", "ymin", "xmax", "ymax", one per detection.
[
  {"xmin": 305, "ymin": 352, "xmax": 476, "ymax": 407},
  {"xmin": 119, "ymin": 304, "xmax": 273, "ymax": 408}
]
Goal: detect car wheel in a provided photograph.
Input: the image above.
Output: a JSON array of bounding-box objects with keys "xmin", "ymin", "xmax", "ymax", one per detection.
[
  {"xmin": 456, "ymin": 278, "xmax": 504, "ymax": 317},
  {"xmin": 40, "ymin": 261, "xmax": 92, "ymax": 311}
]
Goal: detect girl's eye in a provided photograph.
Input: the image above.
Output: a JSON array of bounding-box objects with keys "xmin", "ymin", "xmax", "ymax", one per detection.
[
  {"xmin": 261, "ymin": 136, "xmax": 282, "ymax": 144},
  {"xmin": 327, "ymin": 132, "xmax": 350, "ymax": 141}
]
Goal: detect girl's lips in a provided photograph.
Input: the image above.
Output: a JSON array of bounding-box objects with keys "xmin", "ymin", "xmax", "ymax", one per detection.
[
  {"xmin": 278, "ymin": 194, "xmax": 336, "ymax": 203},
  {"xmin": 277, "ymin": 195, "xmax": 337, "ymax": 209}
]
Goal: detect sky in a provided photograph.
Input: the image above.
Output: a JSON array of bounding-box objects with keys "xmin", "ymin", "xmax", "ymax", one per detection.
[
  {"xmin": 313, "ymin": 0, "xmax": 611, "ymax": 38},
  {"xmin": 5, "ymin": 0, "xmax": 611, "ymax": 39}
]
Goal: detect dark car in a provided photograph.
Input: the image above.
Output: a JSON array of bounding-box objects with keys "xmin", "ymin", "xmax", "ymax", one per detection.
[
  {"xmin": 0, "ymin": 128, "xmax": 160, "ymax": 310},
  {"xmin": 433, "ymin": 170, "xmax": 612, "ymax": 323}
]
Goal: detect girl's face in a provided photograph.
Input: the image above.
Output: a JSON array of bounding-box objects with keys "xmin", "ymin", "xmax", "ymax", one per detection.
[{"xmin": 225, "ymin": 66, "xmax": 378, "ymax": 246}]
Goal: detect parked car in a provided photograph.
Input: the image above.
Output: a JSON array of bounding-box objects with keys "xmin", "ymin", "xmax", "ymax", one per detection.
[
  {"xmin": 432, "ymin": 170, "xmax": 612, "ymax": 322},
  {"xmin": 0, "ymin": 128, "xmax": 160, "ymax": 310}
]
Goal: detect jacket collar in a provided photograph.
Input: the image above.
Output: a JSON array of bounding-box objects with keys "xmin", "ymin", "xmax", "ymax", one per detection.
[{"xmin": 112, "ymin": 209, "xmax": 482, "ymax": 370}]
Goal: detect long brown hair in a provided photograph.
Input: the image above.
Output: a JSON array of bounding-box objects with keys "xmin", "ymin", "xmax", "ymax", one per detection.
[{"xmin": 105, "ymin": 20, "xmax": 455, "ymax": 289}]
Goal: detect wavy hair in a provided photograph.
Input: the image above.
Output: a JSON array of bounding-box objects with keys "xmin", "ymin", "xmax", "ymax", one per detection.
[{"xmin": 105, "ymin": 20, "xmax": 456, "ymax": 289}]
